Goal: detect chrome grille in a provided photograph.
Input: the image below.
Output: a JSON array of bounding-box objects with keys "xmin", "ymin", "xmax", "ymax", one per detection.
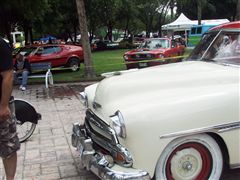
[
  {"xmin": 85, "ymin": 110, "xmax": 118, "ymax": 146},
  {"xmin": 84, "ymin": 110, "xmax": 133, "ymax": 167},
  {"xmin": 131, "ymin": 53, "xmax": 154, "ymax": 60}
]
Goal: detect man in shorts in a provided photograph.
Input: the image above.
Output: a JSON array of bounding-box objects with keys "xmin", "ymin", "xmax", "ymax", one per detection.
[{"xmin": 0, "ymin": 37, "xmax": 20, "ymax": 180}]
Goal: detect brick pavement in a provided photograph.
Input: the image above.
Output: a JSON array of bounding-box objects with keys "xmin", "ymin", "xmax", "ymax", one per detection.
[{"xmin": 0, "ymin": 83, "xmax": 99, "ymax": 180}]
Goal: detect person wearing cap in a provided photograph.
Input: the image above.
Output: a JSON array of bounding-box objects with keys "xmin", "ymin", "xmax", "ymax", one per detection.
[{"xmin": 13, "ymin": 53, "xmax": 31, "ymax": 91}]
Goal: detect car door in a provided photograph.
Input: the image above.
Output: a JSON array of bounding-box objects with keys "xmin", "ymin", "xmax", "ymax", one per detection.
[{"xmin": 166, "ymin": 40, "xmax": 181, "ymax": 63}]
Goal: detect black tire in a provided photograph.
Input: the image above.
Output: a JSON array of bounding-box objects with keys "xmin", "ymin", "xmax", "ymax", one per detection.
[
  {"xmin": 16, "ymin": 121, "xmax": 36, "ymax": 143},
  {"xmin": 14, "ymin": 99, "xmax": 39, "ymax": 143},
  {"xmin": 68, "ymin": 58, "xmax": 80, "ymax": 72}
]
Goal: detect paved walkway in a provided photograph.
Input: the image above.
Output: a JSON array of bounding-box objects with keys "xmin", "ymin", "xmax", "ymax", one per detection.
[{"xmin": 0, "ymin": 83, "xmax": 98, "ymax": 180}]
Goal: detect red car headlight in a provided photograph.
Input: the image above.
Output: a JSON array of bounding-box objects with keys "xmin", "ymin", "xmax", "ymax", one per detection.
[
  {"xmin": 157, "ymin": 54, "xmax": 165, "ymax": 59},
  {"xmin": 123, "ymin": 54, "xmax": 129, "ymax": 60}
]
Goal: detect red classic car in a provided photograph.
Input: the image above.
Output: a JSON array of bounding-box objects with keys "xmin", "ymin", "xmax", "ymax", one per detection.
[
  {"xmin": 123, "ymin": 38, "xmax": 185, "ymax": 69},
  {"xmin": 14, "ymin": 44, "xmax": 84, "ymax": 72}
]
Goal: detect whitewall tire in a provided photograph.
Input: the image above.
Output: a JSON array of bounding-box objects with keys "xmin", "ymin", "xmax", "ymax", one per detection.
[{"xmin": 155, "ymin": 134, "xmax": 223, "ymax": 180}]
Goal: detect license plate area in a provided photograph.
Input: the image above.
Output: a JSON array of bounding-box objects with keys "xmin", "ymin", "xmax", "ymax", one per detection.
[{"xmin": 138, "ymin": 62, "xmax": 148, "ymax": 68}]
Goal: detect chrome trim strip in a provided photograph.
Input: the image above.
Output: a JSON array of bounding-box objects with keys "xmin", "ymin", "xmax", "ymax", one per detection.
[
  {"xmin": 230, "ymin": 163, "xmax": 240, "ymax": 169},
  {"xmin": 160, "ymin": 121, "xmax": 240, "ymax": 139}
]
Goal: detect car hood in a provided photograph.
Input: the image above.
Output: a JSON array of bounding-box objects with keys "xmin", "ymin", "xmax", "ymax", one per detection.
[{"xmin": 90, "ymin": 61, "xmax": 239, "ymax": 124}]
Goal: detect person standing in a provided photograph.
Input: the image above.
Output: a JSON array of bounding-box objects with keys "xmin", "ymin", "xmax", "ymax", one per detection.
[
  {"xmin": 0, "ymin": 37, "xmax": 20, "ymax": 180},
  {"xmin": 14, "ymin": 53, "xmax": 31, "ymax": 91}
]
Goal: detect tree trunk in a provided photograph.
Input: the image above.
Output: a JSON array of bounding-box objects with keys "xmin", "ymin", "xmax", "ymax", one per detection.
[
  {"xmin": 29, "ymin": 27, "xmax": 33, "ymax": 44},
  {"xmin": 236, "ymin": 0, "xmax": 240, "ymax": 20},
  {"xmin": 75, "ymin": 0, "xmax": 95, "ymax": 78},
  {"xmin": 170, "ymin": 0, "xmax": 174, "ymax": 21},
  {"xmin": 74, "ymin": 24, "xmax": 77, "ymax": 42},
  {"xmin": 197, "ymin": 0, "xmax": 202, "ymax": 25},
  {"xmin": 107, "ymin": 22, "xmax": 113, "ymax": 41}
]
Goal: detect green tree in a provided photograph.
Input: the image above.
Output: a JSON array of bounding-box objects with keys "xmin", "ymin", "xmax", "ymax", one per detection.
[
  {"xmin": 135, "ymin": 0, "xmax": 160, "ymax": 37},
  {"xmin": 0, "ymin": 0, "xmax": 20, "ymax": 46},
  {"xmin": 176, "ymin": 0, "xmax": 237, "ymax": 22}
]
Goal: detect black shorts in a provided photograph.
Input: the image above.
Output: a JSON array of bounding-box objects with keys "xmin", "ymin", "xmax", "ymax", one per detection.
[{"xmin": 0, "ymin": 101, "xmax": 20, "ymax": 159}]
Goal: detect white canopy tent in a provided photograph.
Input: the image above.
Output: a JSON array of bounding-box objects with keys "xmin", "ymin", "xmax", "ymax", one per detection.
[
  {"xmin": 162, "ymin": 13, "xmax": 195, "ymax": 31},
  {"xmin": 161, "ymin": 13, "xmax": 229, "ymax": 46},
  {"xmin": 162, "ymin": 13, "xmax": 229, "ymax": 31}
]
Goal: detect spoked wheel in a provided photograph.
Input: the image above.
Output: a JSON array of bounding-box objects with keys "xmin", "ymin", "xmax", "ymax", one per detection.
[
  {"xmin": 16, "ymin": 120, "xmax": 36, "ymax": 143},
  {"xmin": 155, "ymin": 134, "xmax": 223, "ymax": 180}
]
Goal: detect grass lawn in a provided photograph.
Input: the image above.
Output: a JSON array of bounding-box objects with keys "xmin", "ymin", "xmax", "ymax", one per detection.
[
  {"xmin": 29, "ymin": 48, "xmax": 193, "ymax": 83},
  {"xmin": 29, "ymin": 49, "xmax": 129, "ymax": 83}
]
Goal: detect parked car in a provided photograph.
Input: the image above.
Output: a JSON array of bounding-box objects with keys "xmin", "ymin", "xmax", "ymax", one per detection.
[
  {"xmin": 13, "ymin": 44, "xmax": 84, "ymax": 72},
  {"xmin": 123, "ymin": 38, "xmax": 185, "ymax": 69},
  {"xmin": 71, "ymin": 21, "xmax": 240, "ymax": 179},
  {"xmin": 96, "ymin": 40, "xmax": 119, "ymax": 50}
]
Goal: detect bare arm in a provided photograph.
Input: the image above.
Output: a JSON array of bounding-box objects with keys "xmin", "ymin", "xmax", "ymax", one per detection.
[{"xmin": 0, "ymin": 69, "xmax": 13, "ymax": 122}]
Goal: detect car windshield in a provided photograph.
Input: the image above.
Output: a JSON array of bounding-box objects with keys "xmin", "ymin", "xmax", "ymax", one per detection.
[
  {"xmin": 139, "ymin": 39, "xmax": 170, "ymax": 50},
  {"xmin": 187, "ymin": 30, "xmax": 240, "ymax": 66},
  {"xmin": 19, "ymin": 46, "xmax": 38, "ymax": 56}
]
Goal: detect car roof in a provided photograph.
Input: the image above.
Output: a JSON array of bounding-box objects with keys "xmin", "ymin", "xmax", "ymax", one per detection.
[
  {"xmin": 25, "ymin": 44, "xmax": 62, "ymax": 47},
  {"xmin": 23, "ymin": 44, "xmax": 82, "ymax": 49},
  {"xmin": 209, "ymin": 21, "xmax": 240, "ymax": 31}
]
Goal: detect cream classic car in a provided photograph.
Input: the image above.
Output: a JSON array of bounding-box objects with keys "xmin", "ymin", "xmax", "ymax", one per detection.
[{"xmin": 72, "ymin": 21, "xmax": 240, "ymax": 179}]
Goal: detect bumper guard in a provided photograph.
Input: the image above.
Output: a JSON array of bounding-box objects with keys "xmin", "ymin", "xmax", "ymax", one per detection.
[{"xmin": 71, "ymin": 123, "xmax": 150, "ymax": 180}]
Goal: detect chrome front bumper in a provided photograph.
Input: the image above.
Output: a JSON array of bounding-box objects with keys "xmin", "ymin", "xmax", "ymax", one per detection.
[{"xmin": 71, "ymin": 123, "xmax": 150, "ymax": 180}]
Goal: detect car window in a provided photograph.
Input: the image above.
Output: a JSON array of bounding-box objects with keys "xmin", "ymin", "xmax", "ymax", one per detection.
[
  {"xmin": 139, "ymin": 39, "xmax": 170, "ymax": 50},
  {"xmin": 205, "ymin": 32, "xmax": 240, "ymax": 64},
  {"xmin": 171, "ymin": 41, "xmax": 177, "ymax": 48},
  {"xmin": 54, "ymin": 46, "xmax": 61, "ymax": 53},
  {"xmin": 187, "ymin": 31, "xmax": 240, "ymax": 65},
  {"xmin": 42, "ymin": 46, "xmax": 57, "ymax": 55},
  {"xmin": 19, "ymin": 47, "xmax": 37, "ymax": 56}
]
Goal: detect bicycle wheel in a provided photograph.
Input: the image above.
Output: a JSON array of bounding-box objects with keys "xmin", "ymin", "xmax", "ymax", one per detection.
[
  {"xmin": 16, "ymin": 120, "xmax": 36, "ymax": 143},
  {"xmin": 14, "ymin": 99, "xmax": 40, "ymax": 143}
]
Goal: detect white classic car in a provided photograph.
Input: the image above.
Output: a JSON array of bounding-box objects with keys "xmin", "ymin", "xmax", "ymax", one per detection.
[{"xmin": 72, "ymin": 21, "xmax": 240, "ymax": 179}]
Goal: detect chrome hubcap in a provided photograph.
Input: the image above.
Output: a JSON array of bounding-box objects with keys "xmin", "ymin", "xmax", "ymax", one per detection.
[
  {"xmin": 170, "ymin": 148, "xmax": 202, "ymax": 180},
  {"xmin": 71, "ymin": 64, "xmax": 78, "ymax": 71}
]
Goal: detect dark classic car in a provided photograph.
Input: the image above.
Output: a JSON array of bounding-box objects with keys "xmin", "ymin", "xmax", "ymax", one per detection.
[
  {"xmin": 14, "ymin": 44, "xmax": 84, "ymax": 72},
  {"xmin": 123, "ymin": 38, "xmax": 185, "ymax": 69}
]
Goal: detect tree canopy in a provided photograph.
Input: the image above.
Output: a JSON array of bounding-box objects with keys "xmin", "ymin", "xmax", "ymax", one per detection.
[{"xmin": 0, "ymin": 0, "xmax": 239, "ymax": 43}]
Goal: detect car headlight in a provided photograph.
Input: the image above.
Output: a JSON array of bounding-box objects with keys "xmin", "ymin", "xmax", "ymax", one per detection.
[
  {"xmin": 79, "ymin": 92, "xmax": 88, "ymax": 107},
  {"xmin": 123, "ymin": 54, "xmax": 129, "ymax": 60},
  {"xmin": 157, "ymin": 54, "xmax": 164, "ymax": 59},
  {"xmin": 110, "ymin": 111, "xmax": 127, "ymax": 138}
]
